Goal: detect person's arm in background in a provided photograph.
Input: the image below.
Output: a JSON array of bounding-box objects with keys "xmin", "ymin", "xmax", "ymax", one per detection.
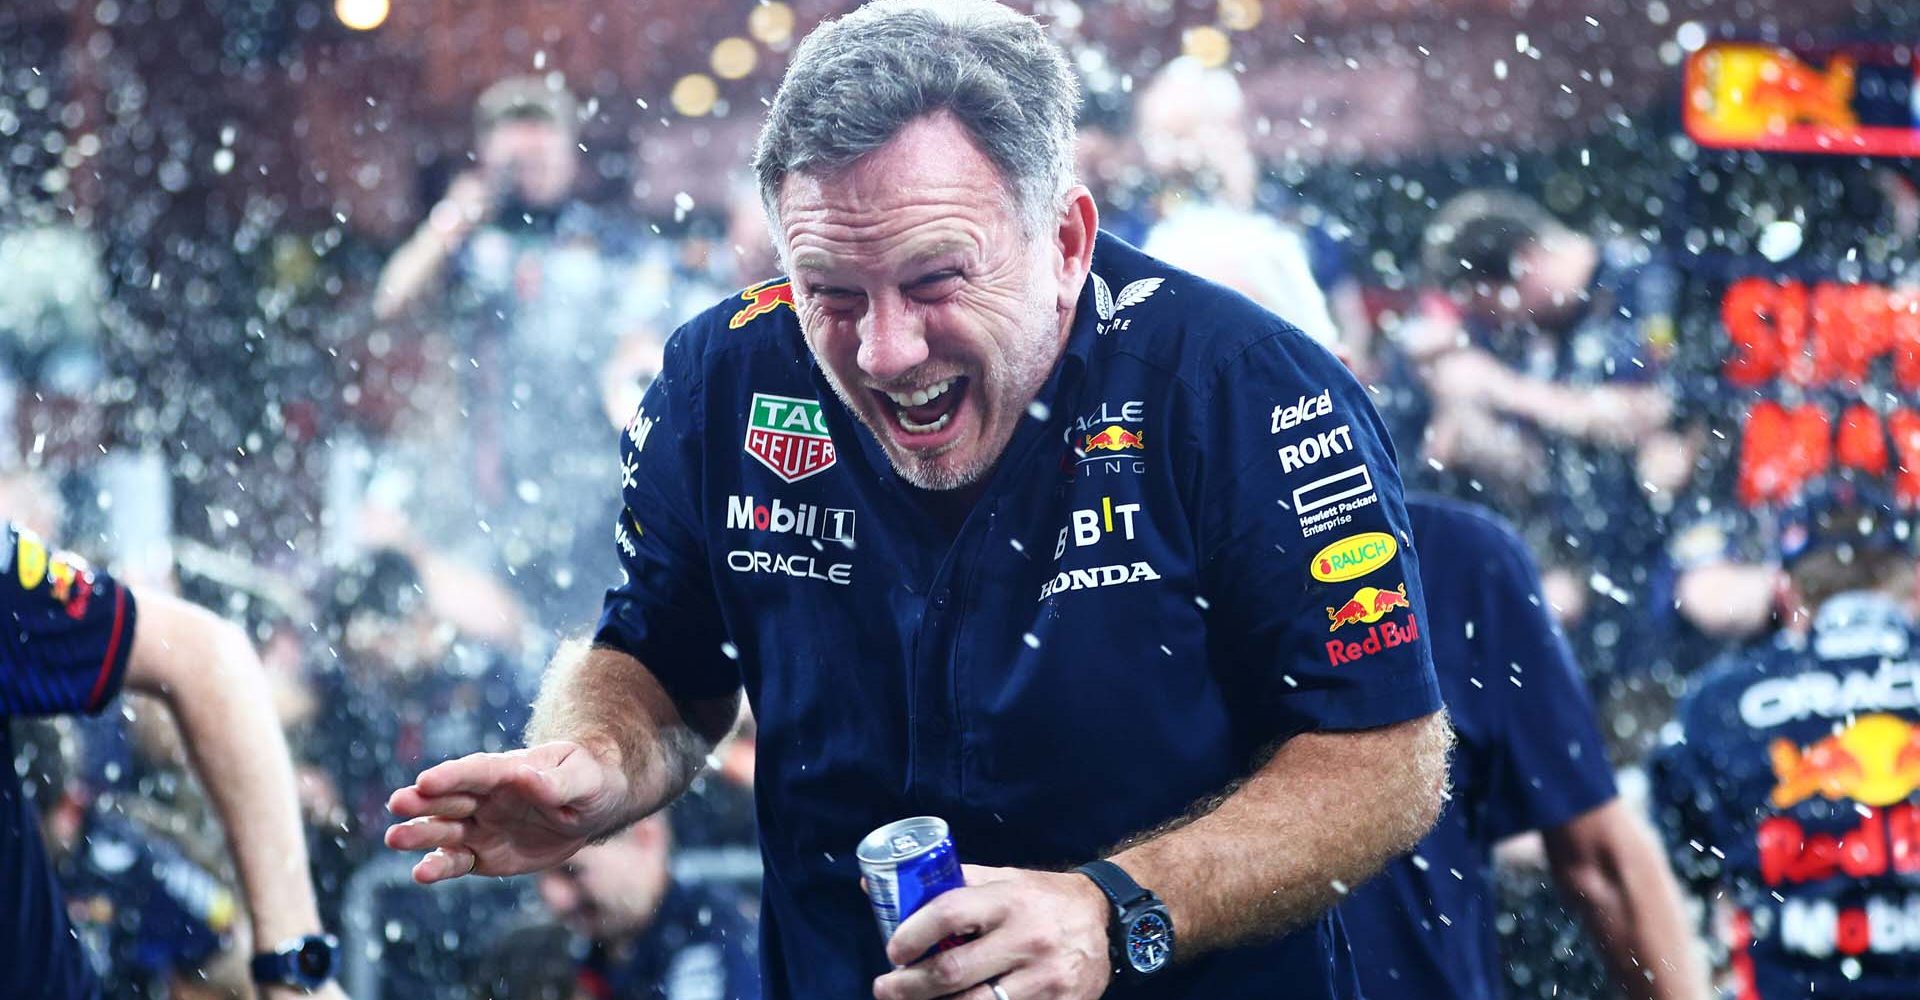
[
  {"xmin": 126, "ymin": 592, "xmax": 347, "ymax": 1000},
  {"xmin": 371, "ymin": 170, "xmax": 492, "ymax": 322},
  {"xmin": 1543, "ymin": 799, "xmax": 1712, "ymax": 1000}
]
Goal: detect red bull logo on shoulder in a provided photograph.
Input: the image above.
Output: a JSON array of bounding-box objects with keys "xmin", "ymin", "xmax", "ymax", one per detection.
[{"xmin": 728, "ymin": 279, "xmax": 795, "ymax": 330}]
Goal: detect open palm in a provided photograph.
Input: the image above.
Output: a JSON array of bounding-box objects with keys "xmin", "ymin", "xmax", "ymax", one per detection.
[{"xmin": 385, "ymin": 741, "xmax": 630, "ymax": 882}]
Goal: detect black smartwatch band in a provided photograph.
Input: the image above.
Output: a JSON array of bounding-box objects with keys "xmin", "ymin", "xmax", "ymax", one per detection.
[{"xmin": 1075, "ymin": 858, "xmax": 1150, "ymax": 911}]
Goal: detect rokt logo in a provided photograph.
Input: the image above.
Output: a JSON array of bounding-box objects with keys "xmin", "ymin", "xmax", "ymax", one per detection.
[
  {"xmin": 1310, "ymin": 532, "xmax": 1398, "ymax": 583},
  {"xmin": 1278, "ymin": 424, "xmax": 1354, "ymax": 474}
]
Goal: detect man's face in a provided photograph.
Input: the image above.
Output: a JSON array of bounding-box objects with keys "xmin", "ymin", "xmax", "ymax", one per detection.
[
  {"xmin": 481, "ymin": 119, "xmax": 578, "ymax": 208},
  {"xmin": 535, "ymin": 822, "xmax": 668, "ymax": 940},
  {"xmin": 777, "ymin": 114, "xmax": 1072, "ymax": 492}
]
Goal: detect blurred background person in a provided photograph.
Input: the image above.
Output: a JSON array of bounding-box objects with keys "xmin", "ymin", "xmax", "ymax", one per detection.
[
  {"xmin": 369, "ymin": 75, "xmax": 664, "ymax": 635},
  {"xmin": 1132, "ymin": 57, "xmax": 1343, "ymax": 347},
  {"xmin": 1342, "ymin": 494, "xmax": 1709, "ymax": 1000},
  {"xmin": 533, "ymin": 813, "xmax": 760, "ymax": 1000},
  {"xmin": 1651, "ymin": 479, "xmax": 1920, "ymax": 999},
  {"xmin": 1410, "ymin": 189, "xmax": 1687, "ymax": 686},
  {"xmin": 0, "ymin": 523, "xmax": 346, "ymax": 999}
]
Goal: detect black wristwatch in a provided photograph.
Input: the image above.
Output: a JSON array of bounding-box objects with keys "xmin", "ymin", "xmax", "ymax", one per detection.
[
  {"xmin": 250, "ymin": 933, "xmax": 339, "ymax": 991},
  {"xmin": 1074, "ymin": 859, "xmax": 1175, "ymax": 979}
]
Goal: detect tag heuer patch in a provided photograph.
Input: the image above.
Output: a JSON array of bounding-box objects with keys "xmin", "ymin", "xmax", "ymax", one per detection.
[{"xmin": 746, "ymin": 392, "xmax": 837, "ymax": 483}]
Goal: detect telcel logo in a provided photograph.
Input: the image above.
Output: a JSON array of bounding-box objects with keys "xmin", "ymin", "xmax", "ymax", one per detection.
[
  {"xmin": 1271, "ymin": 390, "xmax": 1332, "ymax": 433},
  {"xmin": 1310, "ymin": 532, "xmax": 1398, "ymax": 583}
]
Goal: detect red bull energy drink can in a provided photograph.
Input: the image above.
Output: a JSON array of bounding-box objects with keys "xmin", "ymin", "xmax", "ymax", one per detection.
[{"xmin": 857, "ymin": 816, "xmax": 966, "ymax": 945}]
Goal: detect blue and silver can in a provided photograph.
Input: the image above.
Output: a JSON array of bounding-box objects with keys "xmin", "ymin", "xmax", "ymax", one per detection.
[{"xmin": 857, "ymin": 815, "xmax": 966, "ymax": 943}]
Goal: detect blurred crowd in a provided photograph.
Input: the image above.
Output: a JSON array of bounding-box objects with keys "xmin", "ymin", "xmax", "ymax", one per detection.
[{"xmin": 3, "ymin": 39, "xmax": 1918, "ymax": 1000}]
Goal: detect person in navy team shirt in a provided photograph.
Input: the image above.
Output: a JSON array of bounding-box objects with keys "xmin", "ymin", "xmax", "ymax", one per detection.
[
  {"xmin": 1650, "ymin": 480, "xmax": 1920, "ymax": 999},
  {"xmin": 0, "ymin": 521, "xmax": 348, "ymax": 999},
  {"xmin": 1341, "ymin": 495, "xmax": 1708, "ymax": 1000},
  {"xmin": 387, "ymin": 3, "xmax": 1449, "ymax": 1000},
  {"xmin": 532, "ymin": 812, "xmax": 760, "ymax": 1000}
]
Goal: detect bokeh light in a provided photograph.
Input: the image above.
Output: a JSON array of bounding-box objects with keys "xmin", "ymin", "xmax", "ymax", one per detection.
[
  {"xmin": 748, "ymin": 2, "xmax": 796, "ymax": 47},
  {"xmin": 711, "ymin": 37, "xmax": 758, "ymax": 81},
  {"xmin": 671, "ymin": 73, "xmax": 720, "ymax": 117},
  {"xmin": 1182, "ymin": 25, "xmax": 1231, "ymax": 68},
  {"xmin": 333, "ymin": 0, "xmax": 390, "ymax": 32},
  {"xmin": 1219, "ymin": 0, "xmax": 1262, "ymax": 32}
]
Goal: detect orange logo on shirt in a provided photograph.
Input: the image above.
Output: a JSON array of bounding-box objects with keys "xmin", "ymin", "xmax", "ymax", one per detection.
[{"xmin": 728, "ymin": 279, "xmax": 795, "ymax": 329}]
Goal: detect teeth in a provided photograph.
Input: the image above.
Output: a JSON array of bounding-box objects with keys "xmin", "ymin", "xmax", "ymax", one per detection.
[
  {"xmin": 885, "ymin": 377, "xmax": 957, "ymax": 408},
  {"xmin": 898, "ymin": 409, "xmax": 954, "ymax": 434}
]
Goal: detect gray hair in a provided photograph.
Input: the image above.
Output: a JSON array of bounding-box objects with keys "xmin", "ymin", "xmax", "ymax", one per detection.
[{"xmin": 752, "ymin": 0, "xmax": 1081, "ymax": 241}]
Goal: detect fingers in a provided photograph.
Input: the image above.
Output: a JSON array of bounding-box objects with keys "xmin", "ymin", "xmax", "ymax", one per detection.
[
  {"xmin": 414, "ymin": 751, "xmax": 528, "ymax": 798},
  {"xmin": 384, "ymin": 816, "xmax": 472, "ymax": 853},
  {"xmin": 386, "ymin": 785, "xmax": 480, "ymax": 820},
  {"xmin": 871, "ymin": 933, "xmax": 1017, "ymax": 1000},
  {"xmin": 886, "ymin": 886, "xmax": 1006, "ymax": 967},
  {"xmin": 411, "ymin": 846, "xmax": 478, "ymax": 885}
]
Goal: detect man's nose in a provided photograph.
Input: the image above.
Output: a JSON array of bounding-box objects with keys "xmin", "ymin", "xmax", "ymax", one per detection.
[{"xmin": 856, "ymin": 295, "xmax": 929, "ymax": 382}]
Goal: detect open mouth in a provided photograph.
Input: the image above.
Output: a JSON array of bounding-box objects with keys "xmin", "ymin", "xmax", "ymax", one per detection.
[{"xmin": 875, "ymin": 376, "xmax": 969, "ymax": 438}]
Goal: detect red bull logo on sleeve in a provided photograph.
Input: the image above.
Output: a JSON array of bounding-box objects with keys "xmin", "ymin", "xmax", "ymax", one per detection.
[
  {"xmin": 1769, "ymin": 714, "xmax": 1920, "ymax": 810},
  {"xmin": 728, "ymin": 279, "xmax": 795, "ymax": 330},
  {"xmin": 1326, "ymin": 583, "xmax": 1410, "ymax": 632}
]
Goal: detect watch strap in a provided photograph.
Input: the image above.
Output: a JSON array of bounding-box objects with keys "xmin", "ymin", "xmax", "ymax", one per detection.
[{"xmin": 1075, "ymin": 858, "xmax": 1151, "ymax": 912}]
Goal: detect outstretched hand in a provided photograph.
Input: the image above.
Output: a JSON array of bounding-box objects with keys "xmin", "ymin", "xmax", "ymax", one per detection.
[{"xmin": 385, "ymin": 741, "xmax": 632, "ymax": 884}]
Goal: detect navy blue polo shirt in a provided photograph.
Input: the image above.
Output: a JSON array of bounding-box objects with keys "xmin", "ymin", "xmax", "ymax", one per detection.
[
  {"xmin": 576, "ymin": 881, "xmax": 761, "ymax": 1000},
  {"xmin": 1339, "ymin": 496, "xmax": 1617, "ymax": 1000},
  {"xmin": 596, "ymin": 233, "xmax": 1442, "ymax": 999},
  {"xmin": 0, "ymin": 522, "xmax": 137, "ymax": 1000},
  {"xmin": 1650, "ymin": 594, "xmax": 1920, "ymax": 999}
]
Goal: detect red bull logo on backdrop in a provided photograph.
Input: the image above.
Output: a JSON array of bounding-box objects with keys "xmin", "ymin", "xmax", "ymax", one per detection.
[
  {"xmin": 1326, "ymin": 583, "xmax": 1411, "ymax": 633},
  {"xmin": 728, "ymin": 279, "xmax": 795, "ymax": 329},
  {"xmin": 1769, "ymin": 714, "xmax": 1920, "ymax": 809}
]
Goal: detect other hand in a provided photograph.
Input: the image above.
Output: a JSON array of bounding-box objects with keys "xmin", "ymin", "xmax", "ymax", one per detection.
[
  {"xmin": 385, "ymin": 741, "xmax": 632, "ymax": 883},
  {"xmin": 872, "ymin": 865, "xmax": 1112, "ymax": 1000}
]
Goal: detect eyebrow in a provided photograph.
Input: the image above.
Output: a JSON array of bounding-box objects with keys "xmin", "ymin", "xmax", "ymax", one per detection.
[{"xmin": 790, "ymin": 240, "xmax": 972, "ymax": 276}]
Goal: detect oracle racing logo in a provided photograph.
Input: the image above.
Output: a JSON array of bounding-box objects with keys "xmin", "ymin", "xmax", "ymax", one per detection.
[
  {"xmin": 1737, "ymin": 661, "xmax": 1920, "ymax": 729},
  {"xmin": 1064, "ymin": 400, "xmax": 1146, "ymax": 478},
  {"xmin": 726, "ymin": 549, "xmax": 852, "ymax": 586},
  {"xmin": 725, "ymin": 495, "xmax": 856, "ymax": 546}
]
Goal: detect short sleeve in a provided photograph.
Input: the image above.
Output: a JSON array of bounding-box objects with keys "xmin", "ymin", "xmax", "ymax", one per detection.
[
  {"xmin": 594, "ymin": 327, "xmax": 740, "ymax": 702},
  {"xmin": 0, "ymin": 523, "xmax": 136, "ymax": 717},
  {"xmin": 1476, "ymin": 521, "xmax": 1619, "ymax": 839},
  {"xmin": 1193, "ymin": 327, "xmax": 1441, "ymax": 734}
]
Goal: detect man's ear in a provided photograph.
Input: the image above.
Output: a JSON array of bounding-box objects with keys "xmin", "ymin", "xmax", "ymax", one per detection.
[{"xmin": 1053, "ymin": 185, "xmax": 1098, "ymax": 313}]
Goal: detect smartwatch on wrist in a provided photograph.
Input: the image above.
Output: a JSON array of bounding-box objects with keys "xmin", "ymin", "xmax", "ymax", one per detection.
[
  {"xmin": 1074, "ymin": 859, "xmax": 1175, "ymax": 979},
  {"xmin": 250, "ymin": 933, "xmax": 339, "ymax": 991}
]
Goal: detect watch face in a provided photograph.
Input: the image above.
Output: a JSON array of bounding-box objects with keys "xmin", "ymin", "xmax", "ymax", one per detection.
[
  {"xmin": 1123, "ymin": 909, "xmax": 1173, "ymax": 974},
  {"xmin": 294, "ymin": 938, "xmax": 334, "ymax": 983}
]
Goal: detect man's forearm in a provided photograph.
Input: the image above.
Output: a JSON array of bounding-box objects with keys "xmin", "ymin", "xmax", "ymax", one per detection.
[
  {"xmin": 1110, "ymin": 711, "xmax": 1451, "ymax": 954},
  {"xmin": 525, "ymin": 641, "xmax": 736, "ymax": 831},
  {"xmin": 371, "ymin": 223, "xmax": 457, "ymax": 321},
  {"xmin": 1496, "ymin": 378, "xmax": 1671, "ymax": 446},
  {"xmin": 130, "ymin": 595, "xmax": 323, "ymax": 947},
  {"xmin": 1547, "ymin": 801, "xmax": 1710, "ymax": 1000}
]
